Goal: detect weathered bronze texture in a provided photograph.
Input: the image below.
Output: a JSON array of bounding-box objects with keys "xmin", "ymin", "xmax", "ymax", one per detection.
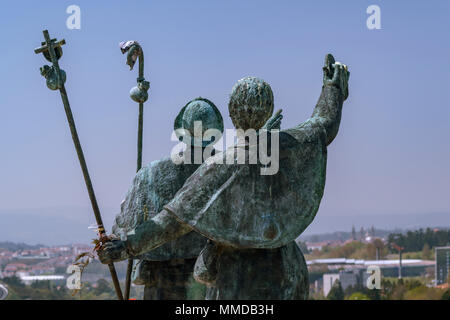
[
  {"xmin": 112, "ymin": 98, "xmax": 223, "ymax": 299},
  {"xmin": 98, "ymin": 53, "xmax": 350, "ymax": 300}
]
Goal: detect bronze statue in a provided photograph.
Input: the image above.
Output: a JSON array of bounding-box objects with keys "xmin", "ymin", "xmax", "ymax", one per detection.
[
  {"xmin": 112, "ymin": 98, "xmax": 224, "ymax": 299},
  {"xmin": 99, "ymin": 53, "xmax": 350, "ymax": 299}
]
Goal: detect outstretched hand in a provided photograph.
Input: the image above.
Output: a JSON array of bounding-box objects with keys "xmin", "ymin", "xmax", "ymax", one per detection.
[
  {"xmin": 323, "ymin": 54, "xmax": 350, "ymax": 100},
  {"xmin": 262, "ymin": 109, "xmax": 283, "ymax": 130},
  {"xmin": 97, "ymin": 239, "xmax": 129, "ymax": 264}
]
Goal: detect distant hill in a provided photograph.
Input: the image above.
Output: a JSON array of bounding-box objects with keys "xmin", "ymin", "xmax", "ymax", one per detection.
[
  {"xmin": 0, "ymin": 241, "xmax": 46, "ymax": 251},
  {"xmin": 0, "ymin": 207, "xmax": 449, "ymax": 246},
  {"xmin": 0, "ymin": 207, "xmax": 117, "ymax": 246},
  {"xmin": 298, "ymin": 229, "xmax": 394, "ymax": 243},
  {"xmin": 303, "ymin": 212, "xmax": 450, "ymax": 236}
]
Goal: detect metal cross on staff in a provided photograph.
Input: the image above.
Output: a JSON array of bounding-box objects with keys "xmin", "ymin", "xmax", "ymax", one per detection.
[
  {"xmin": 34, "ymin": 30, "xmax": 124, "ymax": 300},
  {"xmin": 118, "ymin": 40, "xmax": 150, "ymax": 300}
]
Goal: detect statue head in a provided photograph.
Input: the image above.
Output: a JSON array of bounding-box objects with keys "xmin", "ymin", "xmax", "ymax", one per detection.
[
  {"xmin": 174, "ymin": 97, "xmax": 224, "ymax": 147},
  {"xmin": 228, "ymin": 77, "xmax": 274, "ymax": 130}
]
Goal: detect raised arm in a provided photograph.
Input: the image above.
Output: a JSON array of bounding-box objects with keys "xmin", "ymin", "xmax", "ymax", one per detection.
[{"xmin": 310, "ymin": 54, "xmax": 350, "ymax": 146}]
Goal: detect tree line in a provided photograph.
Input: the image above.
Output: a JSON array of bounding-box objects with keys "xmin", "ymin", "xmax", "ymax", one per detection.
[{"xmin": 387, "ymin": 228, "xmax": 450, "ymax": 252}]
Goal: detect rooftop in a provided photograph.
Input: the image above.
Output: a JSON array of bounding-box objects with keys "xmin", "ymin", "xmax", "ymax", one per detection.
[{"xmin": 307, "ymin": 258, "xmax": 435, "ymax": 267}]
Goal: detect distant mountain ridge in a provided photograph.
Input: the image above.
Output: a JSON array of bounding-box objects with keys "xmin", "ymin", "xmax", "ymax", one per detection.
[
  {"xmin": 0, "ymin": 206, "xmax": 117, "ymax": 246},
  {"xmin": 303, "ymin": 212, "xmax": 450, "ymax": 236},
  {"xmin": 0, "ymin": 208, "xmax": 449, "ymax": 246},
  {"xmin": 0, "ymin": 241, "xmax": 46, "ymax": 251}
]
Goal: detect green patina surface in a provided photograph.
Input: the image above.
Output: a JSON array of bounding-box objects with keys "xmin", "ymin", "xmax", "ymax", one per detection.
[
  {"xmin": 99, "ymin": 54, "xmax": 350, "ymax": 300},
  {"xmin": 112, "ymin": 98, "xmax": 224, "ymax": 299}
]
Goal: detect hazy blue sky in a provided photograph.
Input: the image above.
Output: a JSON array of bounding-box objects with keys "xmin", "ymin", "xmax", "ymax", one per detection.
[{"xmin": 1, "ymin": 1, "xmax": 449, "ymax": 234}]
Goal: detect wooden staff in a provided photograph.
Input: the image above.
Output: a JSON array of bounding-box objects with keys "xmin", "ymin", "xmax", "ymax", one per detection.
[
  {"xmin": 35, "ymin": 30, "xmax": 124, "ymax": 300},
  {"xmin": 119, "ymin": 40, "xmax": 149, "ymax": 300}
]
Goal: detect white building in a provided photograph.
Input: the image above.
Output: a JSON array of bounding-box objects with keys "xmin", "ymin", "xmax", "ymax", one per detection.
[
  {"xmin": 20, "ymin": 275, "xmax": 65, "ymax": 285},
  {"xmin": 323, "ymin": 273, "xmax": 340, "ymax": 296}
]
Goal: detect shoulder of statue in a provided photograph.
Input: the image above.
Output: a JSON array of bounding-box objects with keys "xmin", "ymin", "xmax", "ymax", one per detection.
[{"xmin": 281, "ymin": 120, "xmax": 327, "ymax": 147}]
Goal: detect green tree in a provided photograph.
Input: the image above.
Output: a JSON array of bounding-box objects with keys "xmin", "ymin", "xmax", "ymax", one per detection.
[
  {"xmin": 421, "ymin": 243, "xmax": 431, "ymax": 260},
  {"xmin": 347, "ymin": 292, "xmax": 370, "ymax": 300},
  {"xmin": 366, "ymin": 288, "xmax": 381, "ymax": 300},
  {"xmin": 327, "ymin": 280, "xmax": 344, "ymax": 300},
  {"xmin": 94, "ymin": 278, "xmax": 111, "ymax": 295},
  {"xmin": 388, "ymin": 228, "xmax": 450, "ymax": 252},
  {"xmin": 403, "ymin": 285, "xmax": 444, "ymax": 300},
  {"xmin": 441, "ymin": 289, "xmax": 450, "ymax": 300}
]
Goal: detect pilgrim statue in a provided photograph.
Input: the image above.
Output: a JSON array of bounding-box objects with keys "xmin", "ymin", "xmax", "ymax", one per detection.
[
  {"xmin": 99, "ymin": 54, "xmax": 350, "ymax": 299},
  {"xmin": 111, "ymin": 98, "xmax": 224, "ymax": 299}
]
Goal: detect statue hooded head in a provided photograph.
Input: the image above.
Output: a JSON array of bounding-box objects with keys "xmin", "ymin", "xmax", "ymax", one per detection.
[
  {"xmin": 228, "ymin": 77, "xmax": 274, "ymax": 130},
  {"xmin": 174, "ymin": 97, "xmax": 224, "ymax": 147}
]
